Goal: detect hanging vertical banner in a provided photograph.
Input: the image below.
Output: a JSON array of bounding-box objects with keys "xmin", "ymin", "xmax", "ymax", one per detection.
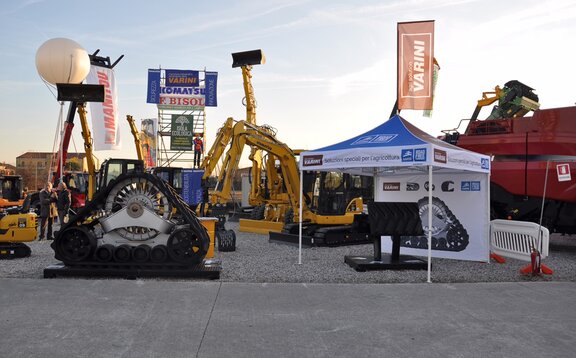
[
  {"xmin": 181, "ymin": 169, "xmax": 204, "ymax": 205},
  {"xmin": 147, "ymin": 69, "xmax": 161, "ymax": 104},
  {"xmin": 170, "ymin": 114, "xmax": 193, "ymax": 151},
  {"xmin": 205, "ymin": 71, "xmax": 218, "ymax": 107},
  {"xmin": 141, "ymin": 118, "xmax": 157, "ymax": 167},
  {"xmin": 86, "ymin": 65, "xmax": 121, "ymax": 150},
  {"xmin": 397, "ymin": 20, "xmax": 435, "ymax": 110}
]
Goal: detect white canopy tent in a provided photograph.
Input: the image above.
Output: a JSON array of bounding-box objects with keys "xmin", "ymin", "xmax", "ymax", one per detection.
[{"xmin": 298, "ymin": 115, "xmax": 491, "ymax": 282}]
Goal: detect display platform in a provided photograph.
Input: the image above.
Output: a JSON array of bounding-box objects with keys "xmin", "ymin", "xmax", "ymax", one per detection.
[
  {"xmin": 43, "ymin": 259, "xmax": 222, "ymax": 280},
  {"xmin": 344, "ymin": 255, "xmax": 427, "ymax": 272}
]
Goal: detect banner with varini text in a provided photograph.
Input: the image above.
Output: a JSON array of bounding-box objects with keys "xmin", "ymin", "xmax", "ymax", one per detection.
[
  {"xmin": 86, "ymin": 65, "xmax": 121, "ymax": 150},
  {"xmin": 397, "ymin": 21, "xmax": 435, "ymax": 110}
]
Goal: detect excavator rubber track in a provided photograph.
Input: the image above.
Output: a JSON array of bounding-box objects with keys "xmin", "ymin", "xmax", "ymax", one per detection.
[
  {"xmin": 0, "ymin": 243, "xmax": 31, "ymax": 259},
  {"xmin": 48, "ymin": 172, "xmax": 215, "ymax": 275}
]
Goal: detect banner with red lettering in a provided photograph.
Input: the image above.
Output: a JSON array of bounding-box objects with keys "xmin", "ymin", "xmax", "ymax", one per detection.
[
  {"xmin": 397, "ymin": 21, "xmax": 435, "ymax": 110},
  {"xmin": 86, "ymin": 65, "xmax": 121, "ymax": 150}
]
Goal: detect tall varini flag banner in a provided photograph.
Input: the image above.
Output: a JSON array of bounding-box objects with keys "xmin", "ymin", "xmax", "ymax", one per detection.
[
  {"xmin": 86, "ymin": 65, "xmax": 121, "ymax": 150},
  {"xmin": 397, "ymin": 20, "xmax": 435, "ymax": 110}
]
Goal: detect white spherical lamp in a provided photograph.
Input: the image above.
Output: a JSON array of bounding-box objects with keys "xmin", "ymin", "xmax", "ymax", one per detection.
[{"xmin": 35, "ymin": 38, "xmax": 91, "ymax": 85}]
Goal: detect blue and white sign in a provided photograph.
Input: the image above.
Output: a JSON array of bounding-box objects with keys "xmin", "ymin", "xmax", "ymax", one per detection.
[
  {"xmin": 414, "ymin": 148, "xmax": 427, "ymax": 162},
  {"xmin": 205, "ymin": 72, "xmax": 218, "ymax": 107},
  {"xmin": 146, "ymin": 69, "xmax": 161, "ymax": 104},
  {"xmin": 481, "ymin": 158, "xmax": 490, "ymax": 170},
  {"xmin": 401, "ymin": 149, "xmax": 413, "ymax": 162},
  {"xmin": 182, "ymin": 169, "xmax": 204, "ymax": 205}
]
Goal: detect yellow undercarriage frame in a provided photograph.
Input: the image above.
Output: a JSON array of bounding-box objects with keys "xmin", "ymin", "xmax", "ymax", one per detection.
[
  {"xmin": 0, "ymin": 212, "xmax": 38, "ymax": 243},
  {"xmin": 239, "ymin": 219, "xmax": 284, "ymax": 234}
]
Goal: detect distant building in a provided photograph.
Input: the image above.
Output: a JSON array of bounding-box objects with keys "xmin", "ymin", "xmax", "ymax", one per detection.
[
  {"xmin": 15, "ymin": 152, "xmax": 87, "ymax": 190},
  {"xmin": 0, "ymin": 163, "xmax": 17, "ymax": 175}
]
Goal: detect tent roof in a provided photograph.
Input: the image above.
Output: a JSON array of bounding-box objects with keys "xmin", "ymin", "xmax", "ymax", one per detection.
[
  {"xmin": 312, "ymin": 114, "xmax": 463, "ymax": 152},
  {"xmin": 300, "ymin": 115, "xmax": 490, "ymax": 174}
]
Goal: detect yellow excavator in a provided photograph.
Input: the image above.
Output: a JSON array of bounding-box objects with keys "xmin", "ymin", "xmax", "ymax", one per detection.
[
  {"xmin": 212, "ymin": 120, "xmax": 373, "ymax": 245},
  {"xmin": 0, "ymin": 174, "xmax": 38, "ymax": 259}
]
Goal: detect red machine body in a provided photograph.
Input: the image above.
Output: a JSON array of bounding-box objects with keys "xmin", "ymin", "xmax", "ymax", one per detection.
[{"xmin": 448, "ymin": 106, "xmax": 576, "ymax": 233}]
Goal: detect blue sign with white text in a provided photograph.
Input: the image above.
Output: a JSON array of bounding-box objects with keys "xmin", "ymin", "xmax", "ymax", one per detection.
[
  {"xmin": 182, "ymin": 169, "xmax": 204, "ymax": 205},
  {"xmin": 414, "ymin": 148, "xmax": 427, "ymax": 162},
  {"xmin": 205, "ymin": 72, "xmax": 218, "ymax": 107},
  {"xmin": 401, "ymin": 149, "xmax": 413, "ymax": 162},
  {"xmin": 471, "ymin": 181, "xmax": 481, "ymax": 191},
  {"xmin": 147, "ymin": 69, "xmax": 161, "ymax": 104}
]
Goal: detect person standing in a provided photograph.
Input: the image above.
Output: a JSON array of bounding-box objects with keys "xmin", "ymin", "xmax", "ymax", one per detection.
[
  {"xmin": 39, "ymin": 181, "xmax": 57, "ymax": 241},
  {"xmin": 56, "ymin": 182, "xmax": 71, "ymax": 226},
  {"xmin": 193, "ymin": 133, "xmax": 203, "ymax": 168}
]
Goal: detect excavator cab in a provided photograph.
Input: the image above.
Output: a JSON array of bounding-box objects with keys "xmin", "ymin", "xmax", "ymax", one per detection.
[
  {"xmin": 308, "ymin": 172, "xmax": 373, "ymax": 216},
  {"xmin": 0, "ymin": 175, "xmax": 24, "ymax": 208},
  {"xmin": 97, "ymin": 159, "xmax": 145, "ymax": 192}
]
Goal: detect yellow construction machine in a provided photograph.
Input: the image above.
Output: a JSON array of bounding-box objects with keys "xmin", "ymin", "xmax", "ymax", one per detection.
[
  {"xmin": 0, "ymin": 175, "xmax": 37, "ymax": 259},
  {"xmin": 211, "ymin": 120, "xmax": 373, "ymax": 245}
]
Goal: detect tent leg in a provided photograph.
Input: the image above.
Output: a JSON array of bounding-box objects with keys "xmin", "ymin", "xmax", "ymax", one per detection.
[{"xmin": 373, "ymin": 234, "xmax": 382, "ymax": 261}]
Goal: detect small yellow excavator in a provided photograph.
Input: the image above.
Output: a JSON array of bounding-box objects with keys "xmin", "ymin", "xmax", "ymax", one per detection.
[{"xmin": 0, "ymin": 176, "xmax": 37, "ymax": 258}]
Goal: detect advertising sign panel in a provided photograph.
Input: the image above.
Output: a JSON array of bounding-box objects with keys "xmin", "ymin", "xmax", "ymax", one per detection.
[
  {"xmin": 146, "ymin": 69, "xmax": 161, "ymax": 104},
  {"xmin": 181, "ymin": 169, "xmax": 204, "ymax": 205},
  {"xmin": 141, "ymin": 118, "xmax": 157, "ymax": 167},
  {"xmin": 376, "ymin": 173, "xmax": 489, "ymax": 262},
  {"xmin": 170, "ymin": 115, "xmax": 193, "ymax": 151},
  {"xmin": 86, "ymin": 65, "xmax": 121, "ymax": 150},
  {"xmin": 146, "ymin": 69, "xmax": 218, "ymax": 108},
  {"xmin": 165, "ymin": 69, "xmax": 199, "ymax": 87},
  {"xmin": 397, "ymin": 20, "xmax": 435, "ymax": 110}
]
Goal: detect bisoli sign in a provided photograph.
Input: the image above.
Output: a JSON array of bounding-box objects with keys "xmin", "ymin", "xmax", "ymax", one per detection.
[
  {"xmin": 303, "ymin": 155, "xmax": 323, "ymax": 166},
  {"xmin": 434, "ymin": 148, "xmax": 447, "ymax": 163}
]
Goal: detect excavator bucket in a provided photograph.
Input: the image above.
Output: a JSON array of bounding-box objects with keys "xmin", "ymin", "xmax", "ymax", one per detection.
[{"xmin": 232, "ymin": 49, "xmax": 266, "ymax": 68}]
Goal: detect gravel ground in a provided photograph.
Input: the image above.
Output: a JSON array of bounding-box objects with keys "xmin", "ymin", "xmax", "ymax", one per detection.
[{"xmin": 1, "ymin": 221, "xmax": 576, "ymax": 283}]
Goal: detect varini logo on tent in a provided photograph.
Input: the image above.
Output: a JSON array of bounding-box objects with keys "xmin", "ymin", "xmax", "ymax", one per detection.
[
  {"xmin": 351, "ymin": 134, "xmax": 398, "ymax": 146},
  {"xmin": 481, "ymin": 158, "xmax": 490, "ymax": 170},
  {"xmin": 401, "ymin": 149, "xmax": 413, "ymax": 162}
]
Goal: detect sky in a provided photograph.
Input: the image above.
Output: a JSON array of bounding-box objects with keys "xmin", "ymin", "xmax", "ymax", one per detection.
[{"xmin": 1, "ymin": 0, "xmax": 575, "ymax": 167}]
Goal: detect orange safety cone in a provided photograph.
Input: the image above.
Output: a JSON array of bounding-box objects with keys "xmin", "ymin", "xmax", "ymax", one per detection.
[
  {"xmin": 490, "ymin": 252, "xmax": 506, "ymax": 264},
  {"xmin": 540, "ymin": 263, "xmax": 554, "ymax": 275},
  {"xmin": 519, "ymin": 248, "xmax": 553, "ymax": 276}
]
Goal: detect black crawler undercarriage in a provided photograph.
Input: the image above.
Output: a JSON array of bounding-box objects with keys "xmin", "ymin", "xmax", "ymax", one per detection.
[{"xmin": 50, "ymin": 172, "xmax": 211, "ymax": 270}]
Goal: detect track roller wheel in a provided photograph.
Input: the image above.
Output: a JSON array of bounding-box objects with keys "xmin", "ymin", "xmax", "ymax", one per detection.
[
  {"xmin": 217, "ymin": 230, "xmax": 236, "ymax": 252},
  {"xmin": 113, "ymin": 244, "xmax": 132, "ymax": 263},
  {"xmin": 132, "ymin": 244, "xmax": 151, "ymax": 263},
  {"xmin": 150, "ymin": 245, "xmax": 168, "ymax": 263},
  {"xmin": 54, "ymin": 226, "xmax": 97, "ymax": 262},
  {"xmin": 167, "ymin": 227, "xmax": 207, "ymax": 265},
  {"xmin": 95, "ymin": 244, "xmax": 115, "ymax": 262}
]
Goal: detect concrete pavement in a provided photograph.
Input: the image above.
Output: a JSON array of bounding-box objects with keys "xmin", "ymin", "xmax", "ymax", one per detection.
[{"xmin": 1, "ymin": 279, "xmax": 575, "ymax": 358}]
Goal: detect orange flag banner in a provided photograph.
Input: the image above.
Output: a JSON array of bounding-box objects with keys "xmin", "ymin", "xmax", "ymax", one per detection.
[{"xmin": 397, "ymin": 21, "xmax": 435, "ymax": 110}]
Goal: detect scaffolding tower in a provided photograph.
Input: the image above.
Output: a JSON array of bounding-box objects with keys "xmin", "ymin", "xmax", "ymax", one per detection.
[
  {"xmin": 156, "ymin": 107, "xmax": 205, "ymax": 167},
  {"xmin": 154, "ymin": 69, "xmax": 210, "ymax": 168}
]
